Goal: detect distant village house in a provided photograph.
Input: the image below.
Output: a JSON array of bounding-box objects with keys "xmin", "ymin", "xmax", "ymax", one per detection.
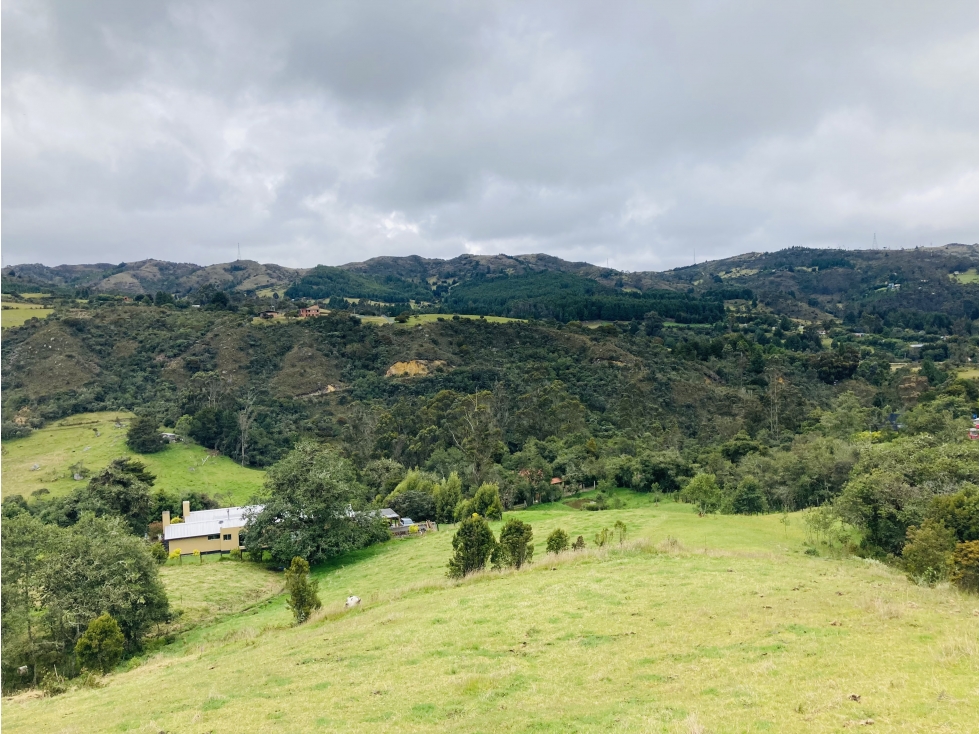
[{"xmin": 298, "ymin": 305, "xmax": 322, "ymax": 318}]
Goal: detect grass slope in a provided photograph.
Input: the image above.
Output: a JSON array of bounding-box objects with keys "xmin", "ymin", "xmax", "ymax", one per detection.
[
  {"xmin": 1, "ymin": 300, "xmax": 54, "ymax": 328},
  {"xmin": 0, "ymin": 412, "xmax": 265, "ymax": 505},
  {"xmin": 3, "ymin": 494, "xmax": 976, "ymax": 733}
]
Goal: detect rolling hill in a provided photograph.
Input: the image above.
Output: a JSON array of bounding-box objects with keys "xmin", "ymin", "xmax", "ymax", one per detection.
[{"xmin": 2, "ymin": 493, "xmax": 976, "ymax": 733}]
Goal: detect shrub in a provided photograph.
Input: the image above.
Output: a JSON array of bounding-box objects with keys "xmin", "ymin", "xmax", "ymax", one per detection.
[
  {"xmin": 594, "ymin": 528, "xmax": 613, "ymax": 547},
  {"xmin": 572, "ymin": 535, "xmax": 586, "ymax": 551},
  {"xmin": 192, "ymin": 549, "xmax": 202, "ymax": 565},
  {"xmin": 41, "ymin": 671, "xmax": 69, "ymax": 697},
  {"xmin": 75, "ymin": 613, "xmax": 125, "ymax": 674},
  {"xmin": 149, "ymin": 542, "xmax": 168, "ymax": 564},
  {"xmin": 546, "ymin": 528, "xmax": 569, "ymax": 554},
  {"xmin": 951, "ymin": 540, "xmax": 979, "ymax": 593},
  {"xmin": 285, "ymin": 557, "xmax": 322, "ymax": 624},
  {"xmin": 614, "ymin": 520, "xmax": 627, "ymax": 544},
  {"xmin": 169, "ymin": 548, "xmax": 182, "ymax": 564},
  {"xmin": 903, "ymin": 519, "xmax": 957, "ymax": 586},
  {"xmin": 447, "ymin": 515, "xmax": 496, "ymax": 578},
  {"xmin": 493, "ymin": 518, "xmax": 534, "ymax": 569}
]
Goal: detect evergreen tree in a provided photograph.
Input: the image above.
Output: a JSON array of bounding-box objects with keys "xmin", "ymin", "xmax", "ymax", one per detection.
[
  {"xmin": 126, "ymin": 416, "xmax": 166, "ymax": 454},
  {"xmin": 285, "ymin": 557, "xmax": 322, "ymax": 624},
  {"xmin": 447, "ymin": 515, "xmax": 496, "ymax": 578},
  {"xmin": 75, "ymin": 613, "xmax": 125, "ymax": 674},
  {"xmin": 546, "ymin": 528, "xmax": 569, "ymax": 554},
  {"xmin": 470, "ymin": 483, "xmax": 504, "ymax": 521},
  {"xmin": 493, "ymin": 518, "xmax": 534, "ymax": 569},
  {"xmin": 433, "ymin": 472, "xmax": 463, "ymax": 524}
]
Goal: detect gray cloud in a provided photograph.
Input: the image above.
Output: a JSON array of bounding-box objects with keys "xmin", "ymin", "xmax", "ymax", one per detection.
[{"xmin": 3, "ymin": 0, "xmax": 978, "ymax": 270}]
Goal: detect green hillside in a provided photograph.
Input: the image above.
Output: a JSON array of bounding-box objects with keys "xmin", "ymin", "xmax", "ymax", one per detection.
[
  {"xmin": 442, "ymin": 270, "xmax": 738, "ymax": 323},
  {"xmin": 3, "ymin": 496, "xmax": 975, "ymax": 733},
  {"xmin": 285, "ymin": 265, "xmax": 432, "ymax": 302},
  {"xmin": 1, "ymin": 412, "xmax": 265, "ymax": 505}
]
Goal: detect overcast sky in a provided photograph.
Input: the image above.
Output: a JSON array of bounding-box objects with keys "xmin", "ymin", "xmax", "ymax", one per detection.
[{"xmin": 3, "ymin": 1, "xmax": 978, "ymax": 271}]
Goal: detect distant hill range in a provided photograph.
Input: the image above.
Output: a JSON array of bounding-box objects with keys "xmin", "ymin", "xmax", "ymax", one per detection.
[{"xmin": 4, "ymin": 243, "xmax": 979, "ymax": 321}]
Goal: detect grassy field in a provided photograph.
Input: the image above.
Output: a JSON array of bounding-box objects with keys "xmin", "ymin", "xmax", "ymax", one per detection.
[
  {"xmin": 955, "ymin": 367, "xmax": 979, "ymax": 380},
  {"xmin": 1, "ymin": 299, "xmax": 54, "ymax": 328},
  {"xmin": 0, "ymin": 412, "xmax": 265, "ymax": 505},
  {"xmin": 396, "ymin": 313, "xmax": 525, "ymax": 326},
  {"xmin": 949, "ymin": 269, "xmax": 979, "ymax": 284},
  {"xmin": 3, "ymin": 492, "xmax": 977, "ymax": 733}
]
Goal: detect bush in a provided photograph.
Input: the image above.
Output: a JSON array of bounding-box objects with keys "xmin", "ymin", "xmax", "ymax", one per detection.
[
  {"xmin": 149, "ymin": 542, "xmax": 168, "ymax": 564},
  {"xmin": 903, "ymin": 519, "xmax": 957, "ymax": 586},
  {"xmin": 951, "ymin": 541, "xmax": 979, "ymax": 593},
  {"xmin": 285, "ymin": 557, "xmax": 322, "ymax": 624},
  {"xmin": 126, "ymin": 416, "xmax": 167, "ymax": 454},
  {"xmin": 41, "ymin": 671, "xmax": 69, "ymax": 697},
  {"xmin": 75, "ymin": 613, "xmax": 125, "ymax": 674},
  {"xmin": 447, "ymin": 515, "xmax": 497, "ymax": 578},
  {"xmin": 546, "ymin": 528, "xmax": 569, "ymax": 554},
  {"xmin": 614, "ymin": 520, "xmax": 627, "ymax": 544},
  {"xmin": 594, "ymin": 527, "xmax": 613, "ymax": 547},
  {"xmin": 572, "ymin": 535, "xmax": 586, "ymax": 551},
  {"xmin": 493, "ymin": 518, "xmax": 534, "ymax": 569}
]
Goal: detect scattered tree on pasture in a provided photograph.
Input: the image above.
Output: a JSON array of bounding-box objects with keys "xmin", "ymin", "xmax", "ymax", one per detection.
[
  {"xmin": 681, "ymin": 474, "xmax": 723, "ymax": 516},
  {"xmin": 126, "ymin": 416, "xmax": 166, "ymax": 454},
  {"xmin": 447, "ymin": 515, "xmax": 497, "ymax": 578},
  {"xmin": 493, "ymin": 518, "xmax": 534, "ymax": 569},
  {"xmin": 546, "ymin": 528, "xmax": 569, "ymax": 554},
  {"xmin": 285, "ymin": 557, "xmax": 322, "ymax": 624}
]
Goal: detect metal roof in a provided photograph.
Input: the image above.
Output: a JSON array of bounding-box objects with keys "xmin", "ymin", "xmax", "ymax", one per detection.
[{"xmin": 164, "ymin": 504, "xmax": 262, "ymax": 542}]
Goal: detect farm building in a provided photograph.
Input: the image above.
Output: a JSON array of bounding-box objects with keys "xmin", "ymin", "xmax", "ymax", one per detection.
[
  {"xmin": 162, "ymin": 501, "xmax": 262, "ymax": 556},
  {"xmin": 298, "ymin": 304, "xmax": 322, "ymax": 318}
]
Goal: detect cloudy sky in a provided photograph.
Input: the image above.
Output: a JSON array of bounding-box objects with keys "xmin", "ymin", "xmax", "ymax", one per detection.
[{"xmin": 3, "ymin": 1, "xmax": 978, "ymax": 271}]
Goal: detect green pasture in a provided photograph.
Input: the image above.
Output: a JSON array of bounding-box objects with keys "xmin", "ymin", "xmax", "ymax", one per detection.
[
  {"xmin": 4, "ymin": 493, "xmax": 977, "ymax": 733},
  {"xmin": 949, "ymin": 269, "xmax": 979, "ymax": 284},
  {"xmin": 396, "ymin": 313, "xmax": 525, "ymax": 326},
  {"xmin": 1, "ymin": 299, "xmax": 54, "ymax": 328},
  {"xmin": 0, "ymin": 412, "xmax": 265, "ymax": 505}
]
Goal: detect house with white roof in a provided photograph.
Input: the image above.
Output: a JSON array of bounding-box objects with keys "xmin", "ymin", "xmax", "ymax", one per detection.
[{"xmin": 162, "ymin": 500, "xmax": 262, "ymax": 556}]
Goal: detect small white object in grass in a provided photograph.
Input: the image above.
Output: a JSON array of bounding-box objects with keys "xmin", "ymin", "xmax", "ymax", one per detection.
[{"xmin": 345, "ymin": 596, "xmax": 361, "ymax": 608}]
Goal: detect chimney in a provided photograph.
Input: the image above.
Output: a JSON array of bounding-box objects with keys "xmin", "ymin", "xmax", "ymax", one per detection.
[
  {"xmin": 162, "ymin": 510, "xmax": 171, "ymax": 527},
  {"xmin": 182, "ymin": 500, "xmax": 190, "ymax": 520}
]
